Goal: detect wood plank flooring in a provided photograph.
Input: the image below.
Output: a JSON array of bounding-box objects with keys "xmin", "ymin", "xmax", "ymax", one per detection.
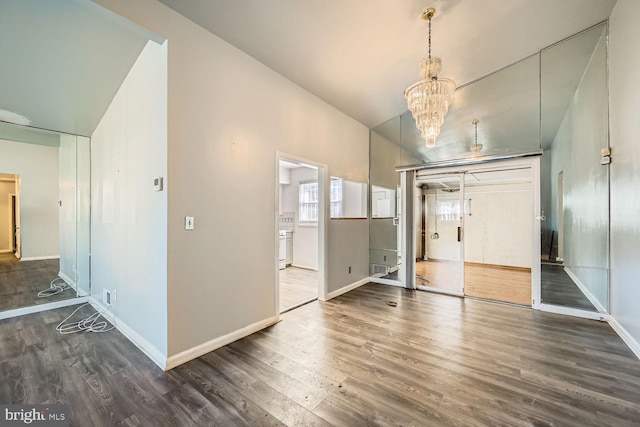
[
  {"xmin": 541, "ymin": 263, "xmax": 597, "ymax": 311},
  {"xmin": 416, "ymin": 260, "xmax": 532, "ymax": 306},
  {"xmin": 0, "ymin": 253, "xmax": 75, "ymax": 311},
  {"xmin": 279, "ymin": 267, "xmax": 317, "ymax": 312},
  {"xmin": 2, "ymin": 283, "xmax": 639, "ymax": 426}
]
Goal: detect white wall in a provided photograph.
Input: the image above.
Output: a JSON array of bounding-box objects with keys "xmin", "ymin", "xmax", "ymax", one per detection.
[
  {"xmin": 280, "ymin": 166, "xmax": 319, "ymax": 270},
  {"xmin": 549, "ymin": 31, "xmax": 609, "ymax": 309},
  {"xmin": 94, "ymin": 0, "xmax": 370, "ymax": 359},
  {"xmin": 0, "ymin": 181, "xmax": 15, "ymax": 251},
  {"xmin": 58, "ymin": 135, "xmax": 77, "ymax": 284},
  {"xmin": 91, "ymin": 40, "xmax": 168, "ymax": 358},
  {"xmin": 0, "ymin": 139, "xmax": 59, "ymax": 259},
  {"xmin": 609, "ymin": 0, "xmax": 640, "ymax": 349},
  {"xmin": 425, "ymin": 183, "xmax": 532, "ymax": 268}
]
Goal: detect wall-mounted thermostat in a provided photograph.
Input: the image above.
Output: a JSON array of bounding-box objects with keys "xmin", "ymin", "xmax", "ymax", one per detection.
[{"xmin": 153, "ymin": 177, "xmax": 164, "ymax": 191}]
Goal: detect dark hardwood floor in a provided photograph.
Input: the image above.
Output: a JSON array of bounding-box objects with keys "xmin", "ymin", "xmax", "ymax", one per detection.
[
  {"xmin": 1, "ymin": 284, "xmax": 639, "ymax": 426},
  {"xmin": 541, "ymin": 263, "xmax": 598, "ymax": 311},
  {"xmin": 0, "ymin": 253, "xmax": 75, "ymax": 311}
]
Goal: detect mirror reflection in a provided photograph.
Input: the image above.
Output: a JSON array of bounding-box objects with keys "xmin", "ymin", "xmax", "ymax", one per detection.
[
  {"xmin": 370, "ymin": 22, "xmax": 610, "ymax": 315},
  {"xmin": 540, "ymin": 22, "xmax": 609, "ymax": 312},
  {"xmin": 0, "ymin": 122, "xmax": 90, "ymax": 312}
]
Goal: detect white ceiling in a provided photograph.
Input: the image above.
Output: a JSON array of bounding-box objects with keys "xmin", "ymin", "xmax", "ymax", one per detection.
[
  {"xmin": 157, "ymin": 0, "xmax": 616, "ymax": 128},
  {"xmin": 0, "ymin": 0, "xmax": 158, "ymax": 136}
]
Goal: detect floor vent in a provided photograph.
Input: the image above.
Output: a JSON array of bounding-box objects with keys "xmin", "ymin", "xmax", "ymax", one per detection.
[{"xmin": 372, "ymin": 264, "xmax": 389, "ymax": 276}]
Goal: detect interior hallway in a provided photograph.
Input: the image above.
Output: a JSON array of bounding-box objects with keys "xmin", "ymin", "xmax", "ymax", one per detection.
[
  {"xmin": 0, "ymin": 253, "xmax": 73, "ymax": 311},
  {"xmin": 541, "ymin": 263, "xmax": 597, "ymax": 311},
  {"xmin": 1, "ymin": 283, "xmax": 638, "ymax": 425}
]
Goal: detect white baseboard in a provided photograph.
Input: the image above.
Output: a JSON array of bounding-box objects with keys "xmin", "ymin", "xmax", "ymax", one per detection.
[
  {"xmin": 369, "ymin": 277, "xmax": 404, "ymax": 287},
  {"xmin": 20, "ymin": 255, "xmax": 60, "ymax": 261},
  {"xmin": 0, "ymin": 297, "xmax": 89, "ymax": 320},
  {"xmin": 88, "ymin": 297, "xmax": 167, "ymax": 371},
  {"xmin": 291, "ymin": 264, "xmax": 318, "ymax": 272},
  {"xmin": 416, "ymin": 285, "xmax": 464, "ymax": 297},
  {"xmin": 322, "ymin": 277, "xmax": 369, "ymax": 301},
  {"xmin": 539, "ymin": 303, "xmax": 609, "ymax": 321},
  {"xmin": 564, "ymin": 266, "xmax": 607, "ymax": 312},
  {"xmin": 165, "ymin": 315, "xmax": 280, "ymax": 371},
  {"xmin": 58, "ymin": 270, "xmax": 77, "ymax": 291},
  {"xmin": 608, "ymin": 316, "xmax": 640, "ymax": 360}
]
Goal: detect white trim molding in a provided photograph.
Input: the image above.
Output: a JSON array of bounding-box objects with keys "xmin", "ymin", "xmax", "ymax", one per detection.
[
  {"xmin": 563, "ymin": 266, "xmax": 608, "ymax": 313},
  {"xmin": 0, "ymin": 297, "xmax": 89, "ymax": 320},
  {"xmin": 165, "ymin": 316, "xmax": 280, "ymax": 371},
  {"xmin": 608, "ymin": 317, "xmax": 640, "ymax": 360},
  {"xmin": 20, "ymin": 255, "xmax": 60, "ymax": 261},
  {"xmin": 369, "ymin": 277, "xmax": 404, "ymax": 287},
  {"xmin": 89, "ymin": 297, "xmax": 167, "ymax": 371},
  {"xmin": 540, "ymin": 303, "xmax": 609, "ymax": 321},
  {"xmin": 322, "ymin": 277, "xmax": 369, "ymax": 301}
]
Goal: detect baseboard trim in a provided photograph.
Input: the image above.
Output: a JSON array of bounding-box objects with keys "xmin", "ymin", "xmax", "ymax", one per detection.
[
  {"xmin": 165, "ymin": 316, "xmax": 280, "ymax": 371},
  {"xmin": 20, "ymin": 255, "xmax": 60, "ymax": 261},
  {"xmin": 608, "ymin": 316, "xmax": 640, "ymax": 360},
  {"xmin": 539, "ymin": 303, "xmax": 608, "ymax": 321},
  {"xmin": 369, "ymin": 277, "xmax": 404, "ymax": 287},
  {"xmin": 322, "ymin": 277, "xmax": 369, "ymax": 301},
  {"xmin": 58, "ymin": 270, "xmax": 77, "ymax": 291},
  {"xmin": 290, "ymin": 264, "xmax": 319, "ymax": 272},
  {"xmin": 564, "ymin": 266, "xmax": 607, "ymax": 312},
  {"xmin": 0, "ymin": 297, "xmax": 89, "ymax": 320},
  {"xmin": 416, "ymin": 285, "xmax": 464, "ymax": 297},
  {"xmin": 88, "ymin": 297, "xmax": 167, "ymax": 371}
]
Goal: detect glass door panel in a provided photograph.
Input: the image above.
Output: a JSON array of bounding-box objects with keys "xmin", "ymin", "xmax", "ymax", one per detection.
[
  {"xmin": 463, "ymin": 168, "xmax": 533, "ymax": 306},
  {"xmin": 415, "ymin": 174, "xmax": 464, "ymax": 294}
]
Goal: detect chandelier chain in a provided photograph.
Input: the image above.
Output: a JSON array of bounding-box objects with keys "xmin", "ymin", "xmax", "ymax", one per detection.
[{"xmin": 428, "ymin": 15, "xmax": 432, "ymax": 59}]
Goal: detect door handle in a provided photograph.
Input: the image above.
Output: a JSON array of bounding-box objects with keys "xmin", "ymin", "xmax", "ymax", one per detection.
[{"xmin": 457, "ymin": 227, "xmax": 461, "ymax": 242}]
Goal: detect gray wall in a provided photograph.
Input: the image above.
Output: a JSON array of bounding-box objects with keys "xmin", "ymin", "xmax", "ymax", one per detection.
[
  {"xmin": 609, "ymin": 0, "xmax": 640, "ymax": 348},
  {"xmin": 95, "ymin": 0, "xmax": 370, "ymax": 358},
  {"xmin": 91, "ymin": 40, "xmax": 168, "ymax": 358},
  {"xmin": 548, "ymin": 31, "xmax": 609, "ymax": 309}
]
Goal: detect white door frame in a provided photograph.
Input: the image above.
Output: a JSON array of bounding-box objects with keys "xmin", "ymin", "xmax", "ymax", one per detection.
[
  {"xmin": 274, "ymin": 152, "xmax": 328, "ymax": 316},
  {"xmin": 401, "ymin": 156, "xmax": 542, "ymax": 308}
]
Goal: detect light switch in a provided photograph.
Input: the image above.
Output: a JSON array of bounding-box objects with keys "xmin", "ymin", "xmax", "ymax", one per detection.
[
  {"xmin": 153, "ymin": 177, "xmax": 164, "ymax": 191},
  {"xmin": 185, "ymin": 216, "xmax": 195, "ymax": 230}
]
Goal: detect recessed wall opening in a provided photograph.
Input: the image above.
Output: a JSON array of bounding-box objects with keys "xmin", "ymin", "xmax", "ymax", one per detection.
[{"xmin": 276, "ymin": 155, "xmax": 328, "ymax": 313}]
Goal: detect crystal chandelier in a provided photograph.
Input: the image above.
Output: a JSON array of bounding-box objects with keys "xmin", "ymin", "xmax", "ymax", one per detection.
[{"xmin": 404, "ymin": 8, "xmax": 455, "ymax": 148}]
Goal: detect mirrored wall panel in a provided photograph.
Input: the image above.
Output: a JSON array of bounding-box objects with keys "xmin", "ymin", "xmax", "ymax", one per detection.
[
  {"xmin": 0, "ymin": 122, "xmax": 90, "ymax": 312},
  {"xmin": 539, "ymin": 22, "xmax": 609, "ymax": 312}
]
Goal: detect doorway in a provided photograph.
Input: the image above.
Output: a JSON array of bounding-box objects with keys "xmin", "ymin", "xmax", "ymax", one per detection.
[
  {"xmin": 410, "ymin": 157, "xmax": 539, "ymax": 307},
  {"xmin": 276, "ymin": 154, "xmax": 327, "ymax": 313},
  {"xmin": 0, "ymin": 174, "xmax": 19, "ymax": 258}
]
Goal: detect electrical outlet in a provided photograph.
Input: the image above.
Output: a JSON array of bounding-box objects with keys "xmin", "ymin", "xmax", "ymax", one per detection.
[{"xmin": 103, "ymin": 289, "xmax": 112, "ymax": 306}]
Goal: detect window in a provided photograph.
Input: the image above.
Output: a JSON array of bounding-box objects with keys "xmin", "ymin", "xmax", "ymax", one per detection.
[
  {"xmin": 299, "ymin": 181, "xmax": 318, "ymax": 222},
  {"xmin": 330, "ymin": 178, "xmax": 343, "ymax": 218},
  {"xmin": 299, "ymin": 179, "xmax": 343, "ymax": 222},
  {"xmin": 436, "ymin": 199, "xmax": 471, "ymax": 220}
]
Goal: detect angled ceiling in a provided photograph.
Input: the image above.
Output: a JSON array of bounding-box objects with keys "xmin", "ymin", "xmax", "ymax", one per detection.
[
  {"xmin": 157, "ymin": 0, "xmax": 616, "ymax": 128},
  {"xmin": 0, "ymin": 0, "xmax": 158, "ymax": 136}
]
